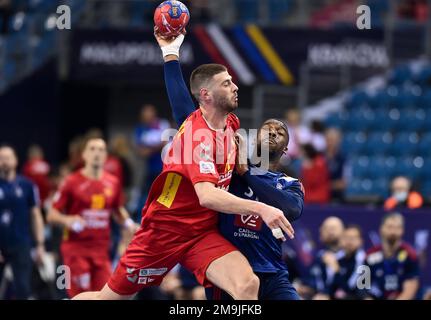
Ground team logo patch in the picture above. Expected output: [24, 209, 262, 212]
[234, 214, 262, 231]
[199, 161, 215, 174]
[398, 250, 407, 262]
[367, 251, 384, 265]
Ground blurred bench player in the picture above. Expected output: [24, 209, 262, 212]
[156, 30, 304, 300]
[47, 138, 137, 298]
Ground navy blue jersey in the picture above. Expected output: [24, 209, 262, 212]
[0, 175, 39, 248]
[307, 248, 344, 294]
[219, 168, 304, 273]
[365, 242, 419, 299]
[329, 249, 367, 299]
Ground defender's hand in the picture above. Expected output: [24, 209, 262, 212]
[258, 203, 294, 241]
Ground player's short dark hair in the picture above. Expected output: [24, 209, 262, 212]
[0, 143, 16, 154]
[381, 212, 405, 227]
[0, 143, 18, 161]
[261, 119, 290, 145]
[345, 224, 363, 238]
[190, 64, 227, 101]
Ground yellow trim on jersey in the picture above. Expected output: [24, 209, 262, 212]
[63, 228, 69, 241]
[157, 172, 182, 208]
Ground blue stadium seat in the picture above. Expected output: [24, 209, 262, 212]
[414, 65, 431, 87]
[368, 109, 400, 131]
[418, 133, 431, 157]
[346, 179, 373, 197]
[373, 178, 390, 198]
[324, 111, 348, 129]
[398, 109, 426, 131]
[364, 132, 393, 155]
[341, 131, 367, 155]
[346, 107, 375, 131]
[346, 89, 370, 109]
[3, 60, 17, 82]
[367, 0, 389, 28]
[388, 65, 412, 86]
[393, 90, 417, 109]
[422, 157, 431, 180]
[369, 90, 390, 109]
[392, 156, 419, 180]
[420, 181, 431, 198]
[418, 89, 431, 109]
[268, 0, 292, 21]
[350, 156, 370, 178]
[236, 0, 260, 23]
[389, 132, 419, 156]
[424, 109, 431, 130]
[367, 156, 388, 178]
[5, 32, 30, 56]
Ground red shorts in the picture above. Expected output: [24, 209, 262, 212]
[61, 249, 111, 298]
[107, 227, 237, 296]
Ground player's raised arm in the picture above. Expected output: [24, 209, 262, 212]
[154, 28, 196, 126]
[194, 181, 294, 241]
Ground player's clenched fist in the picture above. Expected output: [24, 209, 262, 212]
[255, 202, 294, 241]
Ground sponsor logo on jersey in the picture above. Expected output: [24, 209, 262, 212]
[234, 214, 262, 231]
[367, 251, 384, 265]
[397, 250, 408, 262]
[139, 268, 168, 276]
[199, 161, 216, 174]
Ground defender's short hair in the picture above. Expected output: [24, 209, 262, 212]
[190, 64, 227, 100]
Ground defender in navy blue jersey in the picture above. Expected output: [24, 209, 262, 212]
[155, 31, 304, 300]
[365, 213, 419, 300]
[0, 144, 45, 299]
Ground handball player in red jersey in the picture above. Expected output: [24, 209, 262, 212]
[47, 138, 138, 298]
[72, 32, 294, 300]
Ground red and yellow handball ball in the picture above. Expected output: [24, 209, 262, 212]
[154, 1, 190, 37]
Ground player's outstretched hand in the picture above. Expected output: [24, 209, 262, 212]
[257, 203, 294, 241]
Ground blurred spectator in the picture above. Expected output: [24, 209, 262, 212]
[22, 145, 51, 207]
[106, 134, 133, 191]
[398, 0, 429, 22]
[134, 104, 170, 199]
[188, 0, 212, 23]
[67, 136, 85, 171]
[283, 109, 311, 160]
[384, 176, 423, 211]
[0, 144, 45, 299]
[365, 213, 419, 300]
[0, 0, 11, 34]
[310, 120, 326, 152]
[300, 143, 330, 204]
[298, 216, 344, 299]
[324, 128, 347, 203]
[328, 225, 366, 300]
